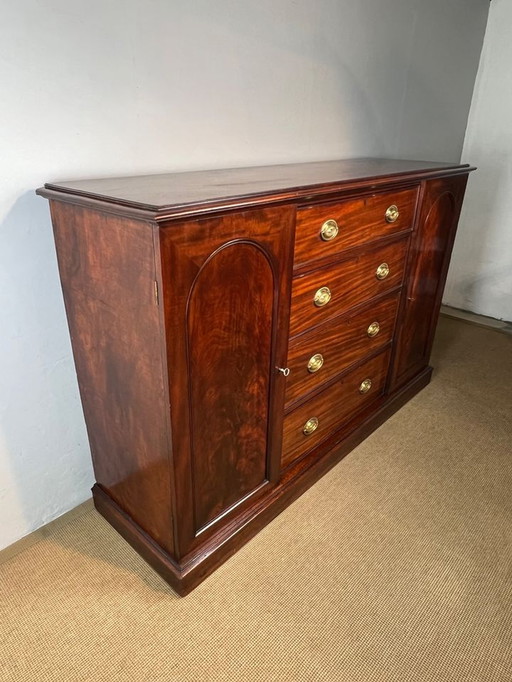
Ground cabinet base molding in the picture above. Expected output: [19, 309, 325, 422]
[93, 366, 432, 596]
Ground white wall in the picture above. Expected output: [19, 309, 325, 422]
[444, 0, 512, 322]
[0, 0, 489, 551]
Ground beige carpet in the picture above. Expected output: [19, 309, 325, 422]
[1, 317, 512, 682]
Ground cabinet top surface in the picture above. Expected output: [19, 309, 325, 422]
[38, 157, 473, 218]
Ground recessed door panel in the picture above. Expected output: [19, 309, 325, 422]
[391, 176, 468, 388]
[187, 242, 273, 532]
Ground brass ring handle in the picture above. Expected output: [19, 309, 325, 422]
[320, 219, 339, 241]
[276, 366, 290, 376]
[313, 286, 332, 307]
[307, 353, 324, 373]
[367, 321, 380, 338]
[385, 205, 399, 223]
[359, 378, 372, 394]
[375, 262, 390, 280]
[303, 417, 319, 435]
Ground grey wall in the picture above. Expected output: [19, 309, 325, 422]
[444, 0, 512, 321]
[0, 0, 489, 550]
[396, 0, 490, 161]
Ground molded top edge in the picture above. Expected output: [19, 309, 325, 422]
[37, 157, 475, 218]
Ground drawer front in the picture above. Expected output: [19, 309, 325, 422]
[282, 348, 391, 469]
[285, 292, 399, 407]
[289, 238, 408, 338]
[294, 187, 418, 267]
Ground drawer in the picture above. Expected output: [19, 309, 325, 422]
[294, 187, 418, 268]
[289, 238, 408, 338]
[285, 292, 399, 407]
[282, 347, 391, 469]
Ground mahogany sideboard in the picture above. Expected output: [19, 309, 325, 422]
[37, 158, 474, 595]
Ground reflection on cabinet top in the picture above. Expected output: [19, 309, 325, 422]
[37, 158, 474, 221]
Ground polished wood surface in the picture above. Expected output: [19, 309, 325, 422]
[289, 238, 408, 337]
[158, 206, 294, 555]
[282, 348, 392, 469]
[390, 175, 468, 389]
[40, 158, 472, 220]
[187, 242, 272, 532]
[294, 187, 418, 269]
[49, 202, 174, 555]
[285, 292, 400, 407]
[38, 158, 473, 595]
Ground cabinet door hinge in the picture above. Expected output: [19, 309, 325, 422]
[154, 280, 159, 305]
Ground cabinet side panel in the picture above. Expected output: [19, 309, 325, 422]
[187, 242, 273, 532]
[390, 175, 469, 389]
[49, 201, 174, 556]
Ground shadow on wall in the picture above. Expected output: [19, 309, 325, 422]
[0, 191, 93, 549]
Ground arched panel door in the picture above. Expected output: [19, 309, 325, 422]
[187, 242, 273, 532]
[390, 175, 468, 389]
[158, 206, 295, 557]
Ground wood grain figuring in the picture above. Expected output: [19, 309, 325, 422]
[187, 242, 272, 533]
[48, 201, 174, 555]
[39, 158, 473, 221]
[158, 206, 295, 556]
[390, 175, 469, 389]
[282, 348, 392, 469]
[294, 187, 418, 268]
[285, 292, 400, 408]
[38, 158, 474, 595]
[289, 238, 409, 338]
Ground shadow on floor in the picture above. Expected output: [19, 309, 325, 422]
[46, 506, 178, 597]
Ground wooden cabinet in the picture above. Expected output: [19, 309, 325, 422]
[37, 158, 473, 595]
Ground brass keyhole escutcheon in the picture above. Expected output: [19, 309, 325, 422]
[385, 204, 399, 223]
[307, 353, 324, 373]
[375, 262, 390, 280]
[313, 286, 332, 307]
[320, 219, 339, 241]
[359, 378, 372, 394]
[303, 417, 319, 435]
[367, 321, 380, 338]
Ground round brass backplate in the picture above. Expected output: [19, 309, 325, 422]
[375, 263, 390, 280]
[313, 286, 332, 307]
[320, 219, 339, 241]
[303, 417, 319, 435]
[367, 321, 380, 338]
[307, 353, 324, 373]
[359, 378, 372, 394]
[385, 204, 399, 223]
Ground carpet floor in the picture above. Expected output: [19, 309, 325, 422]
[1, 317, 511, 682]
